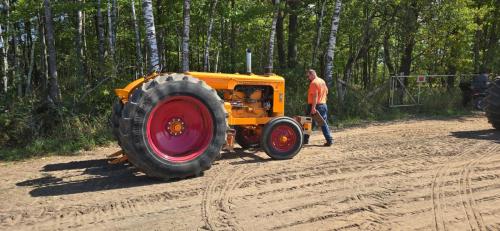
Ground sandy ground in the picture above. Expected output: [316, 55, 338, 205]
[0, 116, 499, 231]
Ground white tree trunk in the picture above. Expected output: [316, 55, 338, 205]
[131, 0, 144, 77]
[1, 23, 8, 93]
[107, 0, 117, 76]
[203, 0, 218, 72]
[97, 0, 105, 71]
[142, 0, 160, 72]
[182, 0, 191, 72]
[266, 0, 280, 73]
[107, 0, 116, 56]
[39, 12, 49, 91]
[325, 0, 342, 88]
[76, 0, 85, 80]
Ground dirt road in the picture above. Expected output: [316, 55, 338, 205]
[0, 116, 499, 230]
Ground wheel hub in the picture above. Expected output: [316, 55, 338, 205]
[166, 118, 185, 136]
[279, 135, 288, 143]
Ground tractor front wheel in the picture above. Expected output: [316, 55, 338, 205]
[261, 117, 304, 160]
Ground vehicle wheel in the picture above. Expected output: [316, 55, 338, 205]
[118, 74, 228, 179]
[235, 126, 260, 149]
[485, 77, 500, 130]
[261, 117, 303, 160]
[110, 100, 123, 145]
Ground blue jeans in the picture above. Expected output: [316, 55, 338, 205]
[305, 104, 333, 143]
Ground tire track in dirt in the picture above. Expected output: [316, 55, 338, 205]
[0, 185, 204, 230]
[431, 141, 482, 231]
[201, 160, 260, 231]
[458, 145, 498, 231]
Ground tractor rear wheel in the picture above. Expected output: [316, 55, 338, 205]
[485, 77, 500, 130]
[110, 100, 123, 145]
[118, 74, 227, 179]
[261, 117, 304, 160]
[235, 126, 260, 149]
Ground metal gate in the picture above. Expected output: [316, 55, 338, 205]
[389, 74, 475, 108]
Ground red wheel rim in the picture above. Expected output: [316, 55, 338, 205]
[241, 128, 260, 145]
[269, 124, 297, 153]
[146, 96, 214, 163]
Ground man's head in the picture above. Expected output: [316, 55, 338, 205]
[307, 69, 317, 81]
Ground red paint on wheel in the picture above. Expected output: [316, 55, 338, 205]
[269, 124, 297, 153]
[146, 96, 214, 163]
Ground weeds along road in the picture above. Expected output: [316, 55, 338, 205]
[0, 115, 499, 231]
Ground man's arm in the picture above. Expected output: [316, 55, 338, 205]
[311, 91, 318, 114]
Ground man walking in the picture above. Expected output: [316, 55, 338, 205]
[304, 69, 333, 146]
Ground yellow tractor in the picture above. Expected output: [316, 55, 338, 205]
[111, 54, 312, 179]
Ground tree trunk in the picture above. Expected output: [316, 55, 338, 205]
[287, 0, 299, 68]
[266, 0, 280, 73]
[97, 0, 106, 73]
[76, 0, 86, 81]
[396, 2, 419, 103]
[25, 19, 36, 95]
[107, 0, 117, 76]
[182, 0, 191, 72]
[142, 0, 160, 72]
[203, 0, 219, 72]
[14, 23, 21, 97]
[383, 31, 394, 76]
[229, 0, 236, 72]
[1, 22, 8, 93]
[155, 0, 165, 70]
[325, 0, 342, 88]
[131, 0, 144, 77]
[276, 5, 286, 69]
[311, 0, 326, 68]
[39, 12, 49, 91]
[44, 0, 61, 104]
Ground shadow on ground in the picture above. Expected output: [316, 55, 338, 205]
[451, 129, 500, 143]
[16, 159, 165, 197]
[219, 148, 271, 165]
[17, 149, 272, 197]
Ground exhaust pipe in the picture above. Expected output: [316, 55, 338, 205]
[246, 48, 252, 74]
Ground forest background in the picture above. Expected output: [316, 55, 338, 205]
[0, 0, 498, 160]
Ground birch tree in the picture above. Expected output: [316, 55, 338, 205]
[97, 0, 105, 73]
[266, 0, 280, 73]
[107, 0, 117, 76]
[203, 0, 219, 72]
[1, 23, 8, 93]
[142, 0, 160, 72]
[44, 0, 61, 104]
[75, 0, 85, 80]
[131, 0, 144, 77]
[182, 0, 191, 72]
[325, 0, 342, 89]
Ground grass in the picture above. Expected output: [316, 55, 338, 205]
[0, 114, 113, 161]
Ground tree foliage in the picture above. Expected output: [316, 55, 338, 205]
[0, 0, 498, 154]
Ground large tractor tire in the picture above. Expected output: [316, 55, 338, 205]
[485, 77, 500, 130]
[261, 117, 304, 160]
[110, 100, 123, 145]
[235, 126, 260, 149]
[118, 74, 228, 179]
